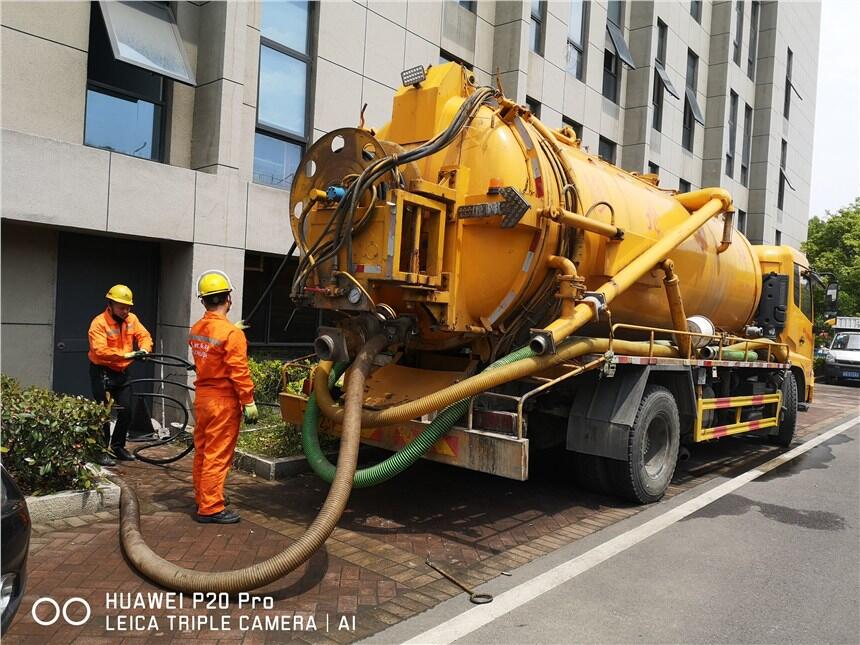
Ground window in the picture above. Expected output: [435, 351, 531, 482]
[598, 136, 617, 164]
[733, 1, 744, 66]
[682, 49, 704, 151]
[242, 252, 327, 346]
[775, 230, 782, 245]
[737, 209, 747, 234]
[605, 1, 636, 69]
[84, 3, 168, 161]
[741, 103, 752, 186]
[530, 0, 546, 55]
[783, 48, 802, 119]
[566, 0, 589, 80]
[652, 19, 679, 132]
[747, 1, 760, 79]
[95, 0, 195, 84]
[648, 161, 659, 175]
[690, 0, 702, 23]
[778, 139, 795, 211]
[563, 116, 583, 139]
[679, 178, 691, 192]
[726, 91, 738, 178]
[603, 48, 620, 102]
[794, 265, 813, 320]
[253, 1, 312, 190]
[458, 0, 476, 12]
[526, 96, 542, 119]
[603, 2, 635, 103]
[440, 49, 474, 70]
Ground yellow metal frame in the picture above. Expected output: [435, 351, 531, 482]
[609, 322, 789, 362]
[694, 391, 782, 442]
[389, 190, 447, 286]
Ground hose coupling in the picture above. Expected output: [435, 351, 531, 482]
[528, 329, 557, 355]
[579, 292, 607, 321]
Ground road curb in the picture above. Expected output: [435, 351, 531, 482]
[25, 474, 120, 524]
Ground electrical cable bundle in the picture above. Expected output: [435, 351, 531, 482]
[291, 85, 498, 299]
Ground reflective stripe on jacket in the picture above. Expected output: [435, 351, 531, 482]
[189, 312, 255, 404]
[87, 308, 153, 372]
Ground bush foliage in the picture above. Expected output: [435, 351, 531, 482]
[1, 375, 111, 495]
[239, 357, 318, 457]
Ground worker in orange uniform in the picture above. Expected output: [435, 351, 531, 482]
[188, 270, 258, 524]
[88, 284, 153, 466]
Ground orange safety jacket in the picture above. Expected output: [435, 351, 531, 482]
[188, 312, 255, 404]
[88, 308, 154, 373]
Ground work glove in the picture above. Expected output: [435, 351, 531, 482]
[243, 402, 259, 424]
[123, 350, 148, 359]
[235, 320, 250, 331]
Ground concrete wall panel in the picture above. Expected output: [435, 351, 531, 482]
[318, 1, 367, 74]
[313, 58, 363, 133]
[245, 184, 295, 255]
[1, 27, 87, 144]
[364, 11, 407, 89]
[0, 324, 54, 388]
[108, 153, 196, 241]
[1, 1, 90, 51]
[194, 172, 247, 249]
[406, 1, 442, 43]
[1, 130, 109, 230]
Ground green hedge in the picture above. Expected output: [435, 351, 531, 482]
[1, 375, 112, 495]
[247, 356, 312, 403]
[239, 357, 320, 457]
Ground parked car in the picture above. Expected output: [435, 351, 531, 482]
[1, 465, 30, 635]
[824, 318, 860, 385]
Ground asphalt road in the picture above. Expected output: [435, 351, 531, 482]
[368, 412, 860, 644]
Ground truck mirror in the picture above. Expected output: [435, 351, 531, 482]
[825, 282, 839, 317]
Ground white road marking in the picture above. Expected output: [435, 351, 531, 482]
[405, 417, 859, 645]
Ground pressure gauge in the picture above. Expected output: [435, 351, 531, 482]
[347, 287, 362, 304]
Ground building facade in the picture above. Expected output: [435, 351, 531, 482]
[1, 0, 820, 390]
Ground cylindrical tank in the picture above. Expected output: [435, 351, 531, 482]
[291, 64, 762, 347]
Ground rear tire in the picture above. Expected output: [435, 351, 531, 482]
[571, 451, 613, 495]
[770, 371, 797, 447]
[608, 385, 680, 504]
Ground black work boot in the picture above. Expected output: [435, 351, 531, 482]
[114, 447, 136, 461]
[196, 509, 241, 524]
[95, 453, 117, 467]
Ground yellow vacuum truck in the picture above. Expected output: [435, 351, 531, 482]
[114, 63, 836, 593]
[281, 62, 827, 503]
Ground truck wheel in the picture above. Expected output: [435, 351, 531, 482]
[571, 451, 613, 496]
[609, 385, 680, 504]
[769, 371, 797, 447]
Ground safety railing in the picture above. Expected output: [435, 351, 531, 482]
[609, 323, 790, 364]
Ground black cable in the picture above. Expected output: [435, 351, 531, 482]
[295, 86, 497, 294]
[244, 241, 297, 323]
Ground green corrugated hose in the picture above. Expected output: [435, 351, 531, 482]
[302, 345, 536, 487]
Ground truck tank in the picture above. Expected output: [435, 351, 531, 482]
[289, 64, 762, 353]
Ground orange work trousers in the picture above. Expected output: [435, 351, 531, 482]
[192, 395, 241, 516]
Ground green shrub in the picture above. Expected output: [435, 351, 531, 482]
[248, 356, 314, 402]
[813, 356, 826, 375]
[1, 375, 111, 495]
[240, 357, 319, 457]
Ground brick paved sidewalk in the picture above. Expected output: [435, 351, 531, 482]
[6, 385, 857, 644]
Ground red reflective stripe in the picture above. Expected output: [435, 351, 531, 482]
[709, 425, 730, 438]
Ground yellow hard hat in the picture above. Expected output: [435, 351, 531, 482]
[197, 270, 233, 298]
[105, 284, 134, 305]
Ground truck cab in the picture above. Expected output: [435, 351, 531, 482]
[824, 318, 860, 384]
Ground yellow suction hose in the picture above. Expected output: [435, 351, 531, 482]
[313, 337, 679, 428]
[109, 335, 388, 593]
